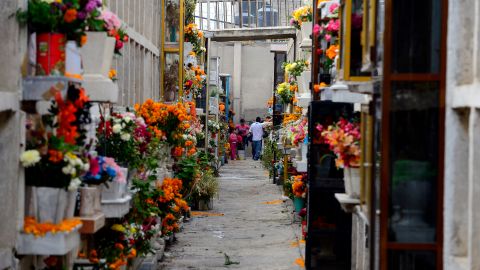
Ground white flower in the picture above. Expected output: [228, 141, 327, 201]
[83, 162, 90, 171]
[62, 165, 71, 175]
[20, 150, 41, 167]
[112, 124, 122, 134]
[121, 133, 131, 141]
[124, 116, 132, 123]
[182, 134, 188, 140]
[68, 178, 82, 191]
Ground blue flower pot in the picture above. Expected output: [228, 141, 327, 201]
[293, 197, 305, 213]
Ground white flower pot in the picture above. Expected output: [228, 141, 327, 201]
[26, 187, 71, 224]
[102, 167, 128, 200]
[298, 70, 311, 94]
[301, 21, 313, 43]
[79, 186, 102, 217]
[65, 41, 82, 78]
[344, 167, 361, 199]
[81, 32, 115, 78]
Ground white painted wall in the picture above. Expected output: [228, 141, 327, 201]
[210, 41, 275, 123]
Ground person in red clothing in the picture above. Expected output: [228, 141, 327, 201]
[228, 129, 238, 160]
[236, 119, 250, 148]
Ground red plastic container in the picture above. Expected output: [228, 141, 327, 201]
[36, 33, 66, 76]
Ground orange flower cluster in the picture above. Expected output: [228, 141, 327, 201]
[24, 217, 82, 237]
[283, 113, 301, 126]
[159, 178, 183, 203]
[55, 87, 89, 144]
[134, 99, 192, 142]
[292, 175, 306, 198]
[162, 213, 179, 234]
[64, 9, 77, 23]
[326, 44, 339, 60]
[313, 82, 329, 93]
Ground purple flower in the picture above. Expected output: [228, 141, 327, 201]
[85, 0, 102, 13]
[77, 11, 87, 20]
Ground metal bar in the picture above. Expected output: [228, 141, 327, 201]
[277, 0, 280, 26]
[223, 1, 227, 29]
[194, 15, 231, 24]
[255, 0, 259, 27]
[262, 0, 266, 26]
[239, 0, 243, 27]
[284, 0, 287, 27]
[207, 0, 211, 30]
[204, 38, 211, 148]
[248, 0, 251, 27]
[200, 3, 203, 29]
[216, 1, 220, 29]
[269, 0, 273, 26]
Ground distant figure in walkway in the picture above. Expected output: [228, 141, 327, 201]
[236, 119, 250, 148]
[229, 129, 238, 160]
[249, 117, 264, 160]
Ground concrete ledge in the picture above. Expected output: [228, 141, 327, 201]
[0, 92, 19, 112]
[209, 27, 297, 42]
[101, 195, 132, 218]
[16, 226, 81, 255]
[334, 193, 361, 213]
[78, 212, 105, 234]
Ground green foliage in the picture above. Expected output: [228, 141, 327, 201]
[261, 139, 283, 177]
[192, 169, 219, 201]
[17, 0, 63, 32]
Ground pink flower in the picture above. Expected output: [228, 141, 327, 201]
[329, 3, 339, 13]
[325, 34, 331, 42]
[104, 157, 126, 183]
[89, 156, 100, 176]
[99, 9, 122, 31]
[326, 19, 340, 32]
[313, 24, 321, 36]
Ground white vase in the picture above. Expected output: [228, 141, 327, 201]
[298, 70, 311, 94]
[81, 32, 115, 78]
[301, 21, 313, 44]
[344, 167, 361, 199]
[102, 167, 128, 201]
[27, 187, 69, 224]
[65, 41, 82, 78]
[79, 186, 96, 217]
[64, 190, 78, 219]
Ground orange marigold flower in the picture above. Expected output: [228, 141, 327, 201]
[64, 9, 77, 23]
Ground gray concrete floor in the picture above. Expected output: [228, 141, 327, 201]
[158, 159, 305, 270]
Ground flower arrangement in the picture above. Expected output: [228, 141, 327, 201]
[109, 69, 117, 81]
[82, 155, 125, 185]
[276, 81, 298, 104]
[207, 120, 221, 134]
[292, 175, 307, 198]
[184, 23, 206, 55]
[134, 99, 193, 145]
[17, 0, 98, 45]
[184, 64, 206, 98]
[322, 118, 361, 168]
[283, 113, 301, 126]
[157, 177, 190, 236]
[282, 60, 309, 77]
[96, 112, 139, 167]
[290, 5, 313, 29]
[191, 169, 219, 202]
[22, 86, 92, 190]
[85, 3, 129, 54]
[287, 117, 308, 146]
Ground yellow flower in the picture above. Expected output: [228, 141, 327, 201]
[111, 224, 126, 232]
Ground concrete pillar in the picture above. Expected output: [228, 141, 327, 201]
[233, 42, 242, 123]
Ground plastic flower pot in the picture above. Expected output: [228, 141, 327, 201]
[344, 167, 361, 199]
[81, 32, 115, 78]
[36, 33, 66, 76]
[293, 197, 305, 213]
[26, 186, 71, 224]
[238, 150, 245, 160]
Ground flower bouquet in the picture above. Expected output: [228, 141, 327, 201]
[184, 23, 206, 55]
[282, 60, 309, 77]
[290, 5, 313, 29]
[96, 112, 139, 168]
[292, 175, 307, 212]
[276, 82, 297, 104]
[184, 64, 206, 98]
[322, 118, 361, 198]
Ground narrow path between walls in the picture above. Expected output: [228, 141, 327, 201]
[159, 159, 305, 270]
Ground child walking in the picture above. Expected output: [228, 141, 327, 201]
[229, 129, 238, 160]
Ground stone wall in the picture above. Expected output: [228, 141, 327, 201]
[107, 0, 162, 107]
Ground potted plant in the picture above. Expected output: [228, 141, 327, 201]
[17, 0, 92, 76]
[276, 81, 298, 113]
[292, 175, 307, 213]
[290, 5, 313, 41]
[82, 3, 128, 81]
[322, 118, 361, 198]
[21, 86, 91, 224]
[191, 169, 219, 210]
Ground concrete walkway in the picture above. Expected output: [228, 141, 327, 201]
[159, 160, 305, 270]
